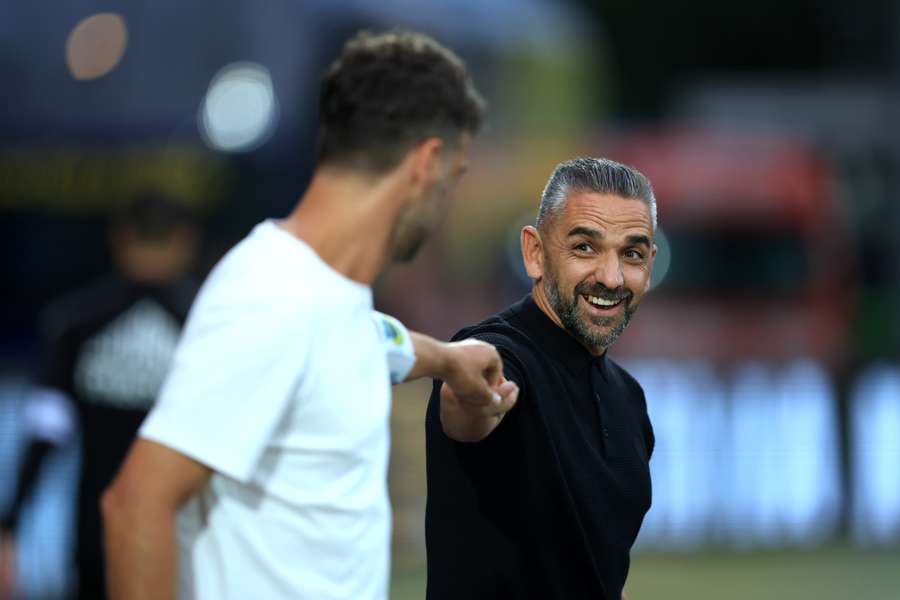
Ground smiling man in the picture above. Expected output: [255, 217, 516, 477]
[425, 157, 658, 600]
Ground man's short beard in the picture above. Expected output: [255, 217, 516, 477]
[543, 266, 635, 351]
[388, 179, 449, 263]
[389, 220, 428, 262]
[388, 200, 432, 263]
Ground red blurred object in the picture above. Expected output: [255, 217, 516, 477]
[598, 127, 855, 366]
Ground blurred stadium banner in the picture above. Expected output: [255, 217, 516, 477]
[624, 360, 900, 550]
[0, 145, 228, 213]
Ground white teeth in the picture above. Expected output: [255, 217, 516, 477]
[587, 295, 619, 307]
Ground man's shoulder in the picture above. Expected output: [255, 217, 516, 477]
[450, 299, 543, 369]
[200, 227, 328, 310]
[205, 225, 289, 288]
[39, 274, 130, 338]
[452, 302, 517, 341]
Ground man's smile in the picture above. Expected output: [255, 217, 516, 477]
[581, 293, 625, 315]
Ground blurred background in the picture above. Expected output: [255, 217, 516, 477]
[1, 1, 899, 598]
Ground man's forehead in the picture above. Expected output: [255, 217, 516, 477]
[557, 191, 653, 234]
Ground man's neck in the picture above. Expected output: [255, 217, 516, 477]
[279, 168, 402, 285]
[531, 283, 565, 331]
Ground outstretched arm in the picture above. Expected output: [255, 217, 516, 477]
[370, 311, 518, 411]
[438, 374, 518, 443]
[101, 439, 211, 600]
[410, 333, 519, 422]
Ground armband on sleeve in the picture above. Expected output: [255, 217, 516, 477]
[371, 311, 416, 384]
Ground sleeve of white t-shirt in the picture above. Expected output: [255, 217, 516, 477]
[140, 299, 313, 483]
[370, 311, 416, 384]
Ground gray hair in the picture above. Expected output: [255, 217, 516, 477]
[537, 157, 657, 231]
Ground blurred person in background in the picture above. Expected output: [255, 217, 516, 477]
[101, 30, 517, 600]
[0, 191, 200, 600]
[426, 158, 657, 600]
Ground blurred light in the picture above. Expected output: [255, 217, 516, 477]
[199, 62, 278, 153]
[851, 366, 900, 545]
[649, 227, 671, 290]
[65, 13, 128, 81]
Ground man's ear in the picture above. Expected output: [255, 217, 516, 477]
[521, 225, 544, 280]
[406, 137, 445, 194]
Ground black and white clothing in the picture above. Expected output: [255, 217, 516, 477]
[2, 274, 196, 599]
[425, 294, 654, 600]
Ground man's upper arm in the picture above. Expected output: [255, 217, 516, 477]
[470, 333, 525, 389]
[140, 297, 315, 483]
[111, 438, 212, 510]
[435, 332, 525, 443]
[370, 311, 415, 384]
[437, 331, 526, 405]
[33, 302, 75, 394]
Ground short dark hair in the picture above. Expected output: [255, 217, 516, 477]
[316, 30, 486, 173]
[112, 191, 196, 241]
[537, 157, 657, 231]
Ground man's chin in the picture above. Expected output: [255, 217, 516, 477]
[577, 305, 619, 330]
[573, 312, 628, 348]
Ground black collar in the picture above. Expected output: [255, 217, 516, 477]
[509, 293, 609, 380]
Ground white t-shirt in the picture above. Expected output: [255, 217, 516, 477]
[140, 221, 392, 600]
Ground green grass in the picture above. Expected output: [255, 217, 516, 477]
[391, 568, 428, 599]
[391, 545, 900, 600]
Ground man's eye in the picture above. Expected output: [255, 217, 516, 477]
[624, 249, 644, 259]
[574, 243, 592, 252]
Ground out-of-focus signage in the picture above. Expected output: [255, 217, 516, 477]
[0, 145, 230, 213]
[628, 360, 900, 549]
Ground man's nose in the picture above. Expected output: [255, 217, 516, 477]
[593, 252, 624, 290]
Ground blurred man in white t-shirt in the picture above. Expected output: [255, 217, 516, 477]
[101, 30, 519, 600]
